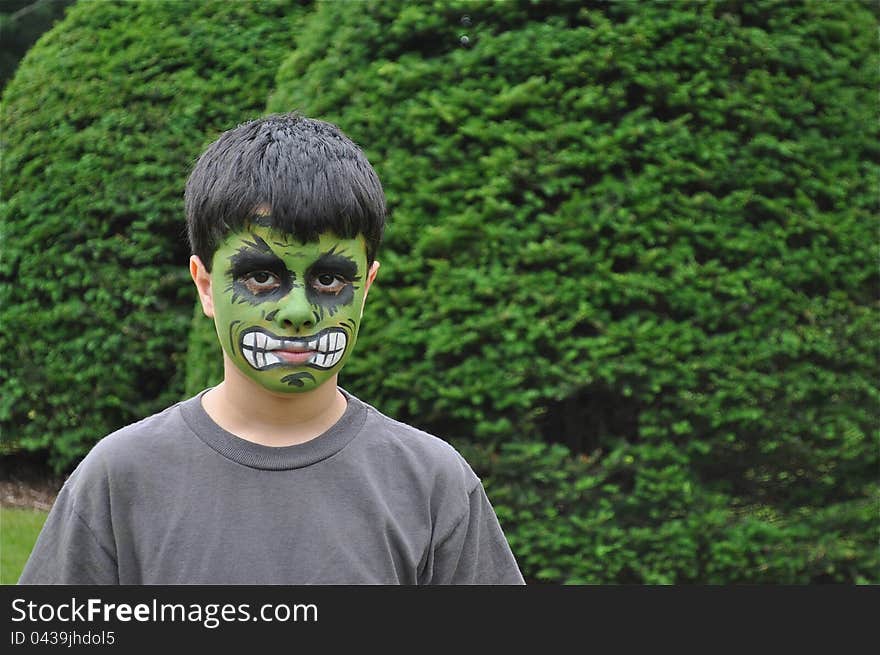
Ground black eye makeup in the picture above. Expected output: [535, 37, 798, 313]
[308, 253, 359, 281]
[307, 253, 360, 294]
[311, 272, 347, 295]
[305, 252, 361, 310]
[241, 270, 282, 295]
[223, 236, 361, 310]
[227, 244, 295, 305]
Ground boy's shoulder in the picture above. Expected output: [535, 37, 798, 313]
[97, 397, 189, 451]
[351, 392, 481, 493]
[50, 398, 193, 516]
[69, 397, 193, 480]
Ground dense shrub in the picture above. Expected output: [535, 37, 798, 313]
[458, 440, 879, 583]
[1, 0, 308, 471]
[253, 0, 874, 582]
[5, 0, 876, 583]
[0, 0, 75, 92]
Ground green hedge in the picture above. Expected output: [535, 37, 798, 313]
[0, 0, 307, 471]
[0, 0, 75, 92]
[458, 440, 878, 583]
[4, 0, 877, 582]
[261, 0, 876, 582]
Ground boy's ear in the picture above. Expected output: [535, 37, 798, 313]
[364, 260, 380, 295]
[360, 261, 380, 312]
[189, 255, 215, 318]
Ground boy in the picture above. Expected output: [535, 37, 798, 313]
[19, 113, 525, 584]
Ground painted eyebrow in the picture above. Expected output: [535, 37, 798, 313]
[228, 248, 287, 276]
[309, 253, 360, 280]
[240, 233, 273, 253]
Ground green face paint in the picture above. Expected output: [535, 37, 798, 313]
[209, 226, 370, 393]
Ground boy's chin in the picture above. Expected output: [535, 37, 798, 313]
[222, 353, 343, 395]
[243, 367, 338, 395]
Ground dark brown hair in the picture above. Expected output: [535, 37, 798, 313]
[185, 113, 386, 269]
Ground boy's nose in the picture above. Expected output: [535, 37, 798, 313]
[274, 291, 316, 333]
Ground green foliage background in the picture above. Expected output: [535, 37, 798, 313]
[3, 0, 878, 583]
[1, 0, 307, 469]
[0, 0, 76, 92]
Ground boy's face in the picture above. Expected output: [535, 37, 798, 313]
[201, 225, 376, 394]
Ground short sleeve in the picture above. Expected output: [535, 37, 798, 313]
[421, 482, 525, 585]
[18, 458, 119, 585]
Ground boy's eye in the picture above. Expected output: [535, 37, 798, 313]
[241, 271, 281, 294]
[311, 272, 347, 295]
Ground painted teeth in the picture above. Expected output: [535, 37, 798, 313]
[313, 331, 346, 368]
[242, 333, 285, 350]
[241, 330, 347, 371]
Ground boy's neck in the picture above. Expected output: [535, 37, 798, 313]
[200, 361, 348, 447]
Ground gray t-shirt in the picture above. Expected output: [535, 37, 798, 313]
[19, 389, 524, 585]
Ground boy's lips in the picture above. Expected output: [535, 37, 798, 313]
[275, 349, 316, 364]
[240, 327, 347, 370]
